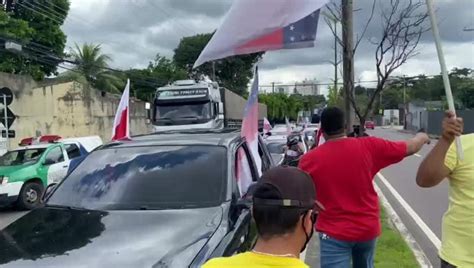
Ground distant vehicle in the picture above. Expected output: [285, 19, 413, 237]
[0, 129, 273, 267]
[0, 136, 102, 209]
[365, 121, 376, 130]
[152, 80, 267, 131]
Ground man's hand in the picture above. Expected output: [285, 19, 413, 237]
[441, 111, 463, 143]
[416, 111, 463, 188]
[416, 132, 431, 145]
[406, 132, 430, 156]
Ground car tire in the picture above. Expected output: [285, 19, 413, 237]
[17, 181, 44, 210]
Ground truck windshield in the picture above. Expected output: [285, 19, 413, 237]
[155, 102, 211, 121]
[47, 145, 227, 210]
[0, 148, 46, 166]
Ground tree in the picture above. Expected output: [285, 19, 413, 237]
[327, 85, 343, 107]
[4, 0, 70, 79]
[125, 54, 188, 101]
[258, 93, 325, 122]
[350, 0, 429, 134]
[68, 43, 123, 93]
[173, 33, 263, 96]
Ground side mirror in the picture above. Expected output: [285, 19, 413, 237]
[42, 183, 57, 203]
[235, 198, 252, 211]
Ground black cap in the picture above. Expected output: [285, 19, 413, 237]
[253, 166, 316, 209]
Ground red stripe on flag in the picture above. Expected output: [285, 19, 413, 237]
[236, 29, 284, 54]
[112, 108, 129, 141]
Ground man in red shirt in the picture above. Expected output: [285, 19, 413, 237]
[299, 107, 429, 268]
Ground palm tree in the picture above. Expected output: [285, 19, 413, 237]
[67, 43, 123, 93]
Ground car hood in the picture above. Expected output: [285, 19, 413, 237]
[0, 165, 33, 177]
[0, 206, 223, 267]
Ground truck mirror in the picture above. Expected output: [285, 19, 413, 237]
[42, 183, 57, 203]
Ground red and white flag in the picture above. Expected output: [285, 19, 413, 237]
[237, 68, 261, 195]
[263, 117, 272, 135]
[193, 0, 329, 68]
[111, 79, 130, 141]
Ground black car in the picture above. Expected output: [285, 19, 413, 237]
[0, 129, 274, 267]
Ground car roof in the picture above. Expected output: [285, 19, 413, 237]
[15, 144, 56, 150]
[101, 128, 242, 149]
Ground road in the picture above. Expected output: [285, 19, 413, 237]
[0, 208, 27, 230]
[370, 127, 448, 267]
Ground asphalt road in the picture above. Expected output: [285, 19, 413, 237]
[370, 127, 448, 267]
[0, 208, 27, 230]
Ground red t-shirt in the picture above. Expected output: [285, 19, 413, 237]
[299, 137, 407, 241]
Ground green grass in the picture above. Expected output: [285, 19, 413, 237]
[375, 207, 420, 268]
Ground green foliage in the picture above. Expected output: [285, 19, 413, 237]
[327, 85, 343, 108]
[68, 43, 123, 93]
[4, 0, 70, 79]
[259, 93, 325, 122]
[125, 54, 188, 101]
[173, 33, 263, 96]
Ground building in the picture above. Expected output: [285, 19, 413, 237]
[0, 72, 150, 150]
[294, 79, 320, 96]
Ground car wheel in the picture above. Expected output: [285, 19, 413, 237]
[17, 182, 44, 210]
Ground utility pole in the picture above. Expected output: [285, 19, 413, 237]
[211, 61, 216, 81]
[342, 0, 355, 132]
[272, 82, 275, 93]
[334, 19, 339, 92]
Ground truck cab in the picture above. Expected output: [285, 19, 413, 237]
[152, 80, 223, 132]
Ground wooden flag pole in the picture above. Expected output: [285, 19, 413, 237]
[425, 0, 463, 160]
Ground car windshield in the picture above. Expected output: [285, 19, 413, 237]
[47, 145, 227, 210]
[267, 142, 286, 154]
[155, 102, 211, 121]
[0, 148, 46, 166]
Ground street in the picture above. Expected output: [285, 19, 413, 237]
[370, 127, 447, 267]
[0, 208, 27, 230]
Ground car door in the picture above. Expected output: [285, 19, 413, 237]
[41, 145, 69, 185]
[228, 143, 259, 254]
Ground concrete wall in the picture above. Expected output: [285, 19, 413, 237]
[0, 72, 150, 148]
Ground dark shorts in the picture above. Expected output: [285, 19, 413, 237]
[441, 259, 456, 268]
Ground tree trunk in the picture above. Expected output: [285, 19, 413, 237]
[342, 0, 354, 133]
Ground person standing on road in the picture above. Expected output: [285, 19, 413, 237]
[202, 166, 319, 268]
[299, 107, 430, 268]
[416, 111, 473, 268]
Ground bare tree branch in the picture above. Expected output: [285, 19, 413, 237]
[353, 0, 377, 53]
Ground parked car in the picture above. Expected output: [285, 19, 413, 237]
[0, 129, 273, 267]
[365, 120, 375, 130]
[0, 136, 102, 209]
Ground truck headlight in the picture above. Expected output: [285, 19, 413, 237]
[0, 176, 8, 185]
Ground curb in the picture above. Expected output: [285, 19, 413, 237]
[375, 183, 433, 268]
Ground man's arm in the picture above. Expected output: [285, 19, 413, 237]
[406, 132, 430, 156]
[416, 111, 463, 188]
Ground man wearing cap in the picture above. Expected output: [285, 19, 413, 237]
[299, 107, 430, 268]
[202, 166, 318, 268]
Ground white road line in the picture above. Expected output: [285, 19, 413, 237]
[377, 172, 441, 249]
[414, 153, 422, 158]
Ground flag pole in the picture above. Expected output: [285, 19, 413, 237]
[425, 0, 463, 160]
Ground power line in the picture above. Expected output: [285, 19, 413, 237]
[29, 1, 66, 21]
[16, 2, 64, 25]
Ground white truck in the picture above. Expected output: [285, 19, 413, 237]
[151, 79, 267, 132]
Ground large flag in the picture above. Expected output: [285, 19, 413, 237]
[263, 117, 272, 135]
[193, 0, 329, 68]
[238, 68, 261, 195]
[111, 79, 130, 141]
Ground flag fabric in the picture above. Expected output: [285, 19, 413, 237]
[285, 117, 292, 135]
[238, 67, 261, 195]
[193, 0, 329, 68]
[263, 117, 272, 134]
[315, 128, 325, 147]
[111, 79, 130, 141]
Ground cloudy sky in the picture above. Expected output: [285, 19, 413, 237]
[62, 0, 474, 93]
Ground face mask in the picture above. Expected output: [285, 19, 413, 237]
[300, 211, 316, 253]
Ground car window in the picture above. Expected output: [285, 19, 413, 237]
[44, 146, 64, 164]
[267, 142, 286, 154]
[0, 148, 46, 166]
[258, 138, 271, 172]
[65, 144, 81, 159]
[234, 145, 257, 196]
[47, 145, 227, 210]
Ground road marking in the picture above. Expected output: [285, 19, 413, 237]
[375, 183, 432, 268]
[414, 153, 422, 158]
[377, 172, 441, 249]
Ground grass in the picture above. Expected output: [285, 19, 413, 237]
[375, 206, 420, 268]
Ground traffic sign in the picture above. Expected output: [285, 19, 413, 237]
[0, 108, 16, 129]
[1, 130, 15, 138]
[0, 87, 13, 106]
